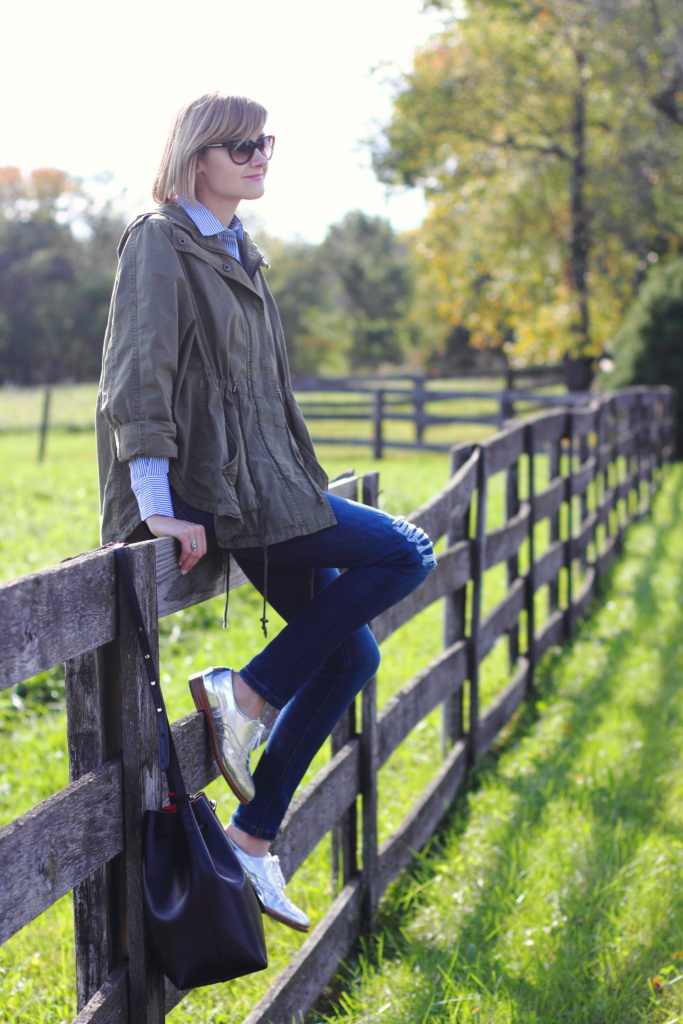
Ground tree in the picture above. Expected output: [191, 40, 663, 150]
[265, 212, 415, 375]
[0, 168, 125, 384]
[374, 0, 683, 371]
[608, 256, 683, 456]
[320, 211, 414, 371]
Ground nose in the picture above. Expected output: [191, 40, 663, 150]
[250, 145, 268, 167]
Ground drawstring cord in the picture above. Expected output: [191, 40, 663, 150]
[260, 545, 269, 637]
[222, 551, 231, 629]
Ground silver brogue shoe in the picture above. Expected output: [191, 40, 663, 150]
[189, 667, 264, 803]
[227, 838, 311, 932]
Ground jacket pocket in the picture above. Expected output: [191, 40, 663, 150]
[224, 383, 260, 513]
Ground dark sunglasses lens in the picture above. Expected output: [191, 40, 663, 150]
[228, 141, 254, 164]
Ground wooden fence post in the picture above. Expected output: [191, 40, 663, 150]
[37, 387, 51, 462]
[468, 445, 488, 763]
[564, 411, 576, 635]
[506, 447, 521, 670]
[524, 424, 537, 693]
[441, 446, 474, 751]
[65, 648, 120, 1011]
[373, 390, 385, 459]
[115, 543, 165, 1024]
[413, 376, 427, 446]
[360, 472, 380, 929]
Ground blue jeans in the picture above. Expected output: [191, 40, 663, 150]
[172, 490, 436, 840]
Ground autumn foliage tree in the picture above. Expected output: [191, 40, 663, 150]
[374, 0, 683, 371]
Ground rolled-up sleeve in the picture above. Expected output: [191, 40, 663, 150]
[98, 219, 186, 462]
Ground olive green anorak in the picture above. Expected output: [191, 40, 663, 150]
[96, 204, 335, 548]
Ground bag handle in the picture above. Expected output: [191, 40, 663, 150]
[114, 544, 189, 802]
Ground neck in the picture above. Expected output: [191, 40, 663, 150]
[197, 196, 239, 226]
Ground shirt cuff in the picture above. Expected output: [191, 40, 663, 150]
[129, 457, 174, 520]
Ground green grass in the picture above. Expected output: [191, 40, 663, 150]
[0, 427, 459, 1024]
[306, 464, 683, 1024]
[1, 420, 678, 1024]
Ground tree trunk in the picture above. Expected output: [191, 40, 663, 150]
[568, 47, 592, 357]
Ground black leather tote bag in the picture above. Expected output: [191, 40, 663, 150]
[142, 790, 267, 988]
[116, 546, 267, 990]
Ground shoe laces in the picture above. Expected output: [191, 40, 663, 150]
[246, 721, 265, 765]
[266, 854, 286, 892]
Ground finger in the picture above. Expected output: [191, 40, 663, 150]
[178, 526, 207, 574]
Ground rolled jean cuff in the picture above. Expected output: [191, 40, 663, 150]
[239, 665, 286, 711]
[230, 810, 279, 842]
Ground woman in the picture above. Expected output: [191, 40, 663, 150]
[96, 92, 436, 933]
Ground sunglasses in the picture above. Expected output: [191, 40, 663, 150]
[204, 134, 275, 165]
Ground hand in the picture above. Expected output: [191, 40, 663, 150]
[146, 515, 207, 575]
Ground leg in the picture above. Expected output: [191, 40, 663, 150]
[237, 493, 435, 709]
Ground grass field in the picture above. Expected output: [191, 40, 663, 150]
[0, 426, 463, 1024]
[1, 414, 679, 1024]
[308, 464, 683, 1024]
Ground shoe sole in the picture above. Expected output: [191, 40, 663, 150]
[254, 894, 310, 933]
[189, 673, 253, 804]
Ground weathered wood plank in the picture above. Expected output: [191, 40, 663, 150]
[535, 608, 567, 660]
[570, 455, 597, 498]
[404, 444, 477, 542]
[0, 547, 118, 691]
[475, 659, 530, 760]
[73, 965, 128, 1024]
[533, 475, 566, 524]
[482, 420, 526, 476]
[115, 543, 165, 1024]
[534, 539, 565, 591]
[571, 566, 597, 626]
[478, 577, 527, 663]
[569, 511, 599, 561]
[377, 738, 468, 897]
[568, 404, 599, 438]
[527, 409, 568, 447]
[274, 739, 361, 879]
[0, 762, 123, 944]
[377, 641, 468, 768]
[239, 881, 364, 1024]
[372, 540, 471, 645]
[484, 503, 530, 571]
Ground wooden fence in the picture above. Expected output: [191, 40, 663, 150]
[0, 386, 675, 1024]
[292, 368, 574, 457]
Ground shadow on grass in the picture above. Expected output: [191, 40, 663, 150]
[309, 465, 683, 1024]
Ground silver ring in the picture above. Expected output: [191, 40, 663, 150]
[190, 540, 198, 552]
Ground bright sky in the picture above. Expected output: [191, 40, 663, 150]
[3, 0, 447, 242]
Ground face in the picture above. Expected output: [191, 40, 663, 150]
[195, 131, 269, 220]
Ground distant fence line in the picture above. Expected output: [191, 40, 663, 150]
[292, 366, 571, 457]
[0, 366, 570, 461]
[0, 385, 675, 1024]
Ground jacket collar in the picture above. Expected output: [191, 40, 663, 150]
[124, 203, 268, 281]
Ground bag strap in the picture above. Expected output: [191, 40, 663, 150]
[114, 545, 189, 802]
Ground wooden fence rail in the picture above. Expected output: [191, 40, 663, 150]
[291, 369, 579, 457]
[0, 386, 675, 1024]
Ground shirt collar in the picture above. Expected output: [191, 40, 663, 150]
[178, 197, 243, 240]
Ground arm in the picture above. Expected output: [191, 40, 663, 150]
[129, 455, 207, 573]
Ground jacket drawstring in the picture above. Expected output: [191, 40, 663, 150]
[222, 551, 231, 629]
[260, 545, 269, 637]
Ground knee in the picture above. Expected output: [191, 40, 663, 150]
[343, 627, 381, 688]
[391, 516, 437, 575]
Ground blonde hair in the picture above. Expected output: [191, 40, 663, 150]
[153, 92, 268, 203]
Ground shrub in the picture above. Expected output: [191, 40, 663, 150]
[609, 257, 683, 457]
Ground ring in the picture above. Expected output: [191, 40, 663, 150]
[190, 540, 198, 552]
